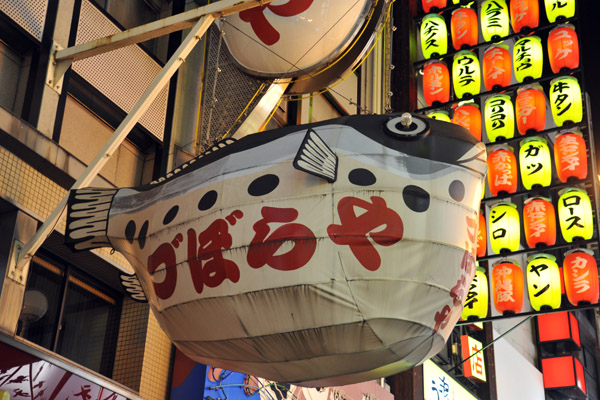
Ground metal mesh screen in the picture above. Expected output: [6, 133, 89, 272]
[0, 0, 48, 40]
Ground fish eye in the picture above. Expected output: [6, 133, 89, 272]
[198, 190, 218, 211]
[248, 174, 279, 196]
[449, 180, 465, 202]
[163, 205, 179, 225]
[403, 185, 430, 212]
[348, 168, 376, 186]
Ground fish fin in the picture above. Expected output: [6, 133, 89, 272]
[293, 129, 338, 182]
[65, 188, 118, 251]
[120, 272, 148, 303]
[456, 142, 487, 175]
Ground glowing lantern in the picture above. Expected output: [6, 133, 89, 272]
[452, 50, 480, 99]
[554, 132, 587, 183]
[514, 36, 543, 83]
[483, 45, 512, 91]
[477, 212, 486, 258]
[484, 94, 515, 143]
[480, 0, 510, 42]
[421, 13, 448, 59]
[563, 248, 599, 306]
[523, 196, 556, 248]
[548, 24, 579, 73]
[453, 103, 482, 140]
[489, 202, 520, 254]
[519, 136, 552, 190]
[550, 76, 583, 127]
[451, 7, 478, 50]
[510, 0, 539, 33]
[461, 268, 489, 320]
[544, 0, 575, 23]
[422, 0, 447, 13]
[558, 188, 594, 242]
[527, 253, 562, 311]
[492, 260, 524, 314]
[487, 145, 517, 197]
[516, 86, 546, 135]
[542, 356, 587, 396]
[423, 61, 450, 106]
[427, 110, 451, 122]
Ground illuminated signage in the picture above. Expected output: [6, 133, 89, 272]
[423, 360, 478, 400]
[461, 335, 487, 382]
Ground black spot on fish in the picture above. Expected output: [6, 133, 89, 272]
[198, 190, 218, 211]
[403, 185, 430, 213]
[163, 206, 179, 225]
[248, 174, 279, 196]
[449, 180, 465, 202]
[125, 220, 136, 244]
[348, 168, 376, 186]
[139, 220, 149, 249]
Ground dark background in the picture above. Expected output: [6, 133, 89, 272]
[580, 1, 600, 165]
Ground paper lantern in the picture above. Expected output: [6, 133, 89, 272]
[527, 253, 561, 311]
[483, 45, 512, 91]
[461, 268, 489, 320]
[477, 212, 486, 258]
[427, 110, 451, 122]
[510, 0, 539, 33]
[487, 145, 517, 197]
[423, 61, 450, 106]
[554, 132, 587, 183]
[550, 76, 583, 126]
[514, 36, 543, 83]
[492, 260, 524, 314]
[452, 50, 481, 99]
[538, 311, 580, 346]
[421, 13, 448, 59]
[451, 7, 478, 50]
[563, 248, 599, 306]
[558, 188, 594, 242]
[516, 86, 546, 135]
[542, 356, 587, 396]
[480, 0, 510, 42]
[485, 94, 515, 143]
[453, 103, 482, 140]
[544, 0, 576, 23]
[519, 136, 552, 190]
[422, 0, 447, 13]
[548, 24, 580, 73]
[489, 202, 520, 254]
[523, 196, 556, 248]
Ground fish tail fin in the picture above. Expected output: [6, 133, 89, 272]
[65, 188, 118, 251]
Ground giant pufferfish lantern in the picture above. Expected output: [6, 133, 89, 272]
[65, 114, 487, 386]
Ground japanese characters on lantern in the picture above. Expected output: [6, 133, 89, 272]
[477, 212, 487, 258]
[487, 144, 517, 196]
[489, 202, 521, 254]
[422, 0, 447, 13]
[480, 0, 510, 42]
[519, 136, 552, 190]
[485, 94, 515, 143]
[453, 103, 482, 140]
[550, 76, 583, 126]
[420, 13, 448, 59]
[544, 0, 576, 23]
[563, 248, 599, 306]
[510, 0, 540, 33]
[451, 7, 478, 50]
[527, 253, 562, 311]
[514, 36, 544, 83]
[558, 187, 594, 242]
[461, 268, 489, 320]
[548, 24, 580, 73]
[554, 132, 588, 182]
[492, 260, 524, 314]
[483, 45, 512, 91]
[516, 86, 546, 135]
[523, 196, 557, 248]
[427, 110, 451, 122]
[452, 50, 481, 99]
[423, 60, 451, 106]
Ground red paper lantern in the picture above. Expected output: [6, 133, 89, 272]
[487, 145, 517, 196]
[422, 0, 447, 13]
[542, 356, 587, 395]
[548, 24, 580, 74]
[515, 86, 546, 135]
[451, 7, 478, 50]
[423, 61, 450, 106]
[483, 45, 512, 91]
[477, 212, 486, 258]
[510, 0, 539, 33]
[563, 248, 599, 306]
[554, 132, 588, 182]
[492, 260, 524, 314]
[523, 196, 557, 248]
[452, 103, 482, 140]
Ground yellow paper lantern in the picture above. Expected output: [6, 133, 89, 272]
[452, 50, 481, 99]
[558, 187, 594, 242]
[421, 13, 448, 59]
[427, 110, 451, 122]
[550, 76, 583, 127]
[461, 268, 489, 320]
[481, 0, 510, 42]
[514, 36, 543, 83]
[484, 94, 515, 142]
[526, 253, 562, 311]
[489, 202, 520, 254]
[544, 0, 575, 23]
[519, 136, 552, 190]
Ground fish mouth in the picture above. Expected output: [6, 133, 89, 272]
[456, 143, 487, 175]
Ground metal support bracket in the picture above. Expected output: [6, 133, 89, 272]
[46, 42, 71, 93]
[7, 240, 25, 283]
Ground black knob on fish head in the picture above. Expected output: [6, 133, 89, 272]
[385, 113, 430, 140]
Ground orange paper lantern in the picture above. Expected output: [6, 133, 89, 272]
[516, 86, 546, 135]
[523, 196, 557, 248]
[477, 212, 487, 258]
[451, 7, 479, 50]
[423, 61, 451, 106]
[483, 45, 512, 91]
[554, 132, 588, 182]
[453, 103, 482, 141]
[422, 0, 447, 13]
[510, 0, 539, 33]
[563, 248, 599, 306]
[492, 260, 524, 314]
[487, 144, 517, 196]
[548, 24, 580, 74]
